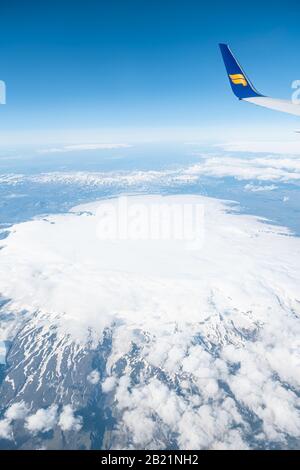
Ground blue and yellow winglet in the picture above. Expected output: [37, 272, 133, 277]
[219, 43, 300, 116]
[219, 43, 263, 100]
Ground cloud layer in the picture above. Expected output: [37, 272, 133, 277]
[219, 141, 300, 154]
[38, 143, 131, 154]
[1, 152, 300, 190]
[0, 402, 82, 440]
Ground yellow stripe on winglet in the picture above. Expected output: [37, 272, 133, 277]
[229, 74, 248, 87]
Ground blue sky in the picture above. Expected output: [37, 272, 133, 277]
[0, 0, 300, 145]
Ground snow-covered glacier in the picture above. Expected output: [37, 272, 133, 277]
[0, 194, 299, 449]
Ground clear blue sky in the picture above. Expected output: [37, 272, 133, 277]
[0, 0, 300, 145]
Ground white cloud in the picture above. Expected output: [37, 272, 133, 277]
[0, 419, 13, 440]
[38, 143, 131, 154]
[0, 341, 6, 364]
[0, 402, 29, 441]
[220, 141, 300, 154]
[1, 402, 83, 438]
[244, 183, 278, 192]
[87, 369, 101, 385]
[102, 376, 117, 393]
[1, 151, 300, 191]
[25, 405, 58, 434]
[58, 405, 82, 432]
[113, 376, 247, 449]
[0, 194, 300, 448]
[5, 401, 29, 421]
[186, 155, 300, 182]
[122, 408, 156, 447]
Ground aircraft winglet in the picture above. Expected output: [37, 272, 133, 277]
[219, 43, 300, 116]
[219, 43, 262, 100]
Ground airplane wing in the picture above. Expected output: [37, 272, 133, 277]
[219, 43, 300, 117]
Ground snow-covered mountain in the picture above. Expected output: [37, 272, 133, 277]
[0, 194, 299, 449]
